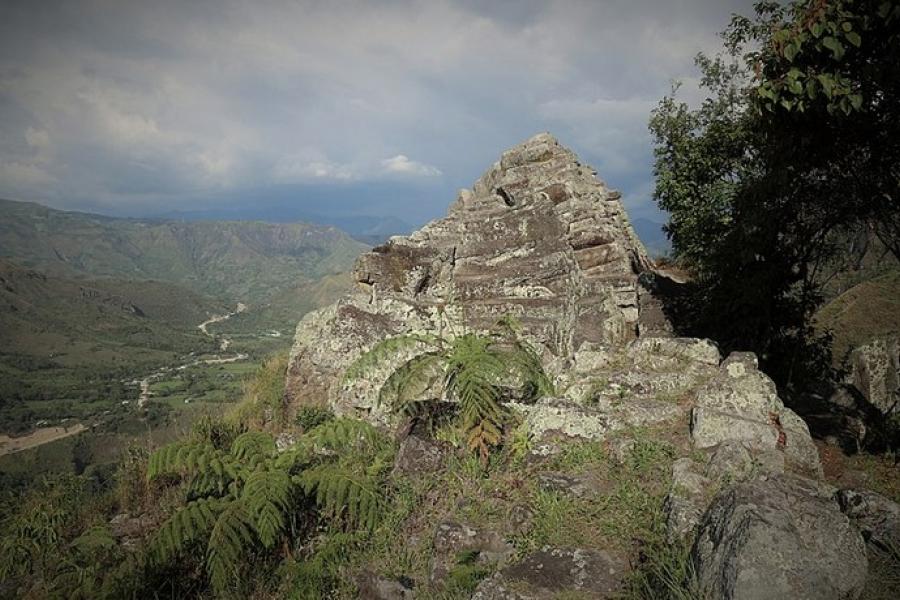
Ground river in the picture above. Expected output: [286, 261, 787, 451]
[137, 303, 249, 407]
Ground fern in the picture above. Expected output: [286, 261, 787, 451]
[297, 466, 383, 532]
[149, 497, 224, 565]
[242, 470, 293, 548]
[342, 333, 438, 381]
[306, 418, 385, 457]
[378, 351, 445, 410]
[231, 431, 276, 462]
[344, 323, 552, 463]
[206, 500, 256, 598]
[147, 440, 219, 480]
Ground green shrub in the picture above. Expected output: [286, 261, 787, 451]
[294, 405, 334, 432]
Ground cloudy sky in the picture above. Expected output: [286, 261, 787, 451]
[0, 0, 755, 228]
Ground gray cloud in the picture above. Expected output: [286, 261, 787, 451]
[0, 0, 755, 223]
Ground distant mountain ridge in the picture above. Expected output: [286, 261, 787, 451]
[153, 204, 413, 246]
[0, 198, 369, 303]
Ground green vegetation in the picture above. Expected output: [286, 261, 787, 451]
[650, 0, 900, 388]
[0, 350, 698, 599]
[345, 318, 552, 463]
[0, 197, 364, 441]
[145, 419, 393, 597]
[815, 268, 900, 365]
[0, 198, 367, 304]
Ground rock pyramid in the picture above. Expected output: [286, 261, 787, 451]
[286, 133, 659, 419]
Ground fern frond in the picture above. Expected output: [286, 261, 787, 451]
[206, 500, 255, 598]
[342, 333, 439, 382]
[273, 442, 315, 472]
[186, 455, 243, 499]
[306, 418, 386, 458]
[298, 465, 383, 532]
[148, 498, 224, 566]
[467, 418, 502, 465]
[147, 440, 219, 481]
[242, 470, 293, 548]
[378, 351, 445, 411]
[230, 431, 276, 462]
[502, 341, 555, 397]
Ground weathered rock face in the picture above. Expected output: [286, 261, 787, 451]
[690, 352, 822, 476]
[692, 474, 868, 600]
[287, 133, 653, 421]
[850, 335, 900, 416]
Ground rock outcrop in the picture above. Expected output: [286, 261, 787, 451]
[281, 133, 887, 599]
[692, 474, 868, 600]
[287, 133, 654, 422]
[850, 335, 900, 416]
[690, 352, 822, 476]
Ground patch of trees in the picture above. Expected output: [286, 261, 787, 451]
[650, 0, 900, 390]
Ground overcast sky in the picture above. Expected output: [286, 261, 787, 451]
[0, 0, 755, 227]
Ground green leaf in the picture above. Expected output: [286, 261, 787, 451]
[811, 22, 824, 38]
[817, 73, 835, 98]
[846, 31, 861, 47]
[841, 22, 852, 33]
[784, 42, 798, 62]
[822, 36, 845, 60]
[849, 94, 863, 111]
[805, 79, 818, 99]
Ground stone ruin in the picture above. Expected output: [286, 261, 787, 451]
[286, 132, 661, 421]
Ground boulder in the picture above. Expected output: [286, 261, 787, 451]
[692, 474, 868, 600]
[357, 571, 416, 600]
[471, 547, 626, 599]
[690, 352, 822, 476]
[837, 488, 900, 552]
[392, 434, 449, 477]
[510, 397, 610, 441]
[537, 471, 611, 498]
[663, 458, 711, 541]
[286, 133, 657, 423]
[850, 335, 900, 416]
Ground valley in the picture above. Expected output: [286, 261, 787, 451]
[0, 199, 365, 490]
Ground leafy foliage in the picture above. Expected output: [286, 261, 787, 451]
[228, 354, 289, 429]
[344, 319, 552, 463]
[142, 418, 393, 597]
[297, 465, 383, 532]
[649, 0, 900, 388]
[150, 498, 225, 566]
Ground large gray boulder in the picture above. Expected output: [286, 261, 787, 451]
[692, 474, 868, 600]
[286, 133, 655, 422]
[690, 352, 822, 476]
[850, 335, 900, 416]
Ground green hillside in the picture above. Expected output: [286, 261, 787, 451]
[815, 268, 900, 366]
[0, 198, 368, 303]
[0, 199, 367, 435]
[0, 258, 230, 365]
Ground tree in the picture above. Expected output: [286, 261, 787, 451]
[343, 318, 553, 464]
[650, 0, 900, 388]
